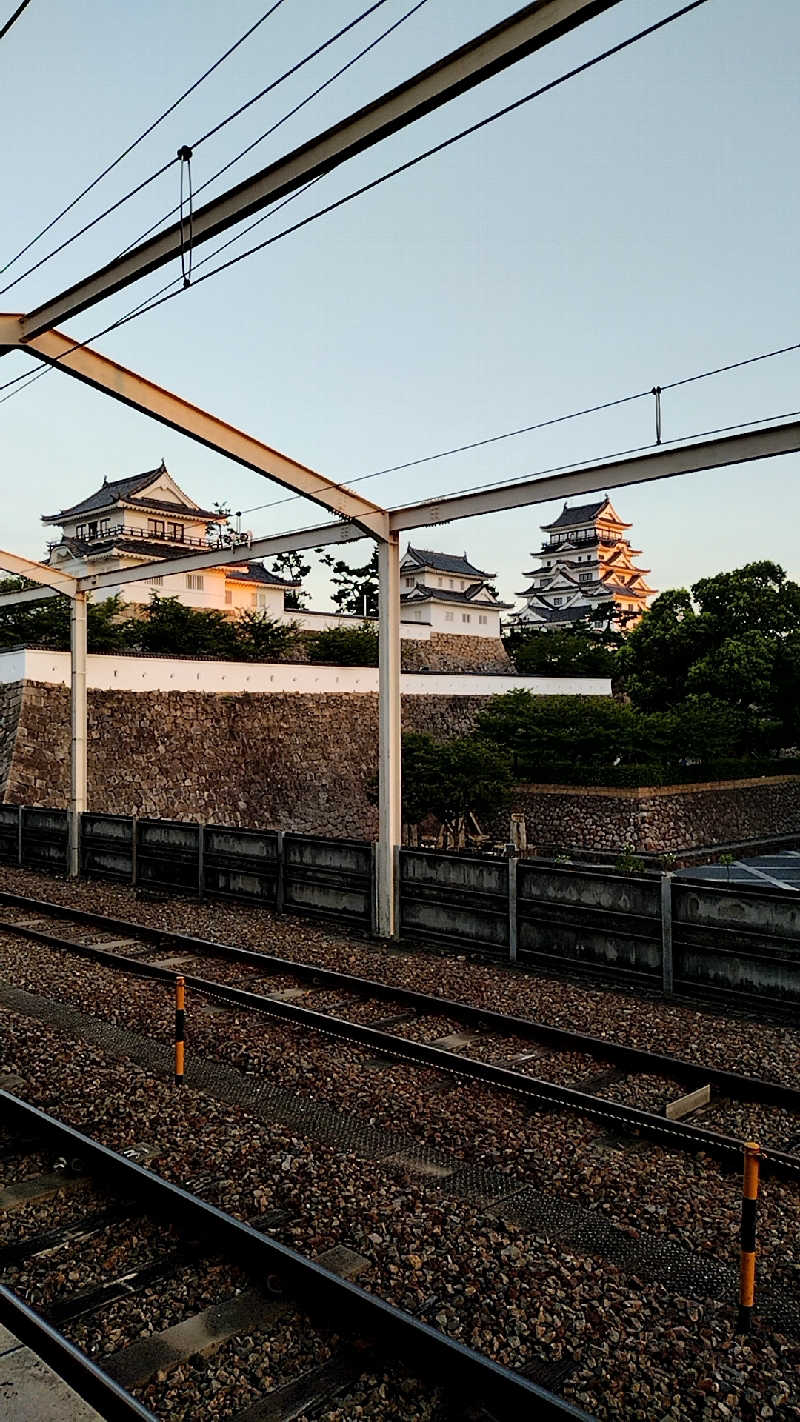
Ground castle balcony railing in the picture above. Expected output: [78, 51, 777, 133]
[541, 533, 628, 552]
[48, 524, 252, 553]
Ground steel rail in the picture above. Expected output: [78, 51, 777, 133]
[0, 890, 798, 1110]
[0, 911, 798, 1179]
[0, 1091, 595, 1422]
[0, 1284, 157, 1422]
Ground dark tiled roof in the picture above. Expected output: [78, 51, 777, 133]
[403, 546, 493, 579]
[401, 582, 512, 609]
[540, 499, 609, 532]
[126, 495, 221, 520]
[42, 465, 222, 524]
[43, 468, 164, 523]
[521, 602, 608, 625]
[225, 562, 298, 588]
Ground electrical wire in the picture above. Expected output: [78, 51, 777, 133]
[117, 0, 430, 259]
[395, 407, 800, 513]
[0, 1, 290, 284]
[0, 0, 32, 43]
[0, 0, 398, 295]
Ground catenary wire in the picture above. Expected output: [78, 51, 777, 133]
[117, 0, 430, 259]
[1, 0, 792, 513]
[77, 0, 712, 382]
[0, 0, 290, 284]
[0, 0, 32, 43]
[0, 0, 397, 295]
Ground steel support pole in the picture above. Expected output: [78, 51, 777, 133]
[69, 592, 88, 878]
[377, 535, 401, 937]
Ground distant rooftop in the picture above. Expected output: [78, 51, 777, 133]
[403, 546, 493, 579]
[541, 497, 631, 533]
[42, 463, 222, 525]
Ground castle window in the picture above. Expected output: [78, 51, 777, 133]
[186, 573, 204, 590]
[148, 519, 165, 537]
[145, 575, 163, 586]
[167, 522, 184, 541]
[462, 613, 471, 624]
[76, 525, 86, 539]
[445, 611, 454, 622]
[478, 614, 488, 625]
[224, 588, 232, 605]
[553, 597, 562, 605]
[579, 572, 592, 582]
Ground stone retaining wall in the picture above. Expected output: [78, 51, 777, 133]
[4, 679, 800, 850]
[2, 681, 485, 839]
[501, 777, 800, 854]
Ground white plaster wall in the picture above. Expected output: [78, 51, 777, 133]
[0, 649, 610, 700]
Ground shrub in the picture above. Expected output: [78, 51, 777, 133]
[306, 624, 379, 666]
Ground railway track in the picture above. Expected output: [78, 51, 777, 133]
[0, 1091, 591, 1422]
[0, 890, 799, 1179]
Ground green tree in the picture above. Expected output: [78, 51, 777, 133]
[618, 562, 800, 729]
[0, 593, 129, 653]
[400, 731, 512, 831]
[270, 551, 311, 609]
[234, 609, 299, 662]
[320, 547, 379, 618]
[505, 626, 619, 677]
[126, 595, 241, 659]
[306, 624, 378, 666]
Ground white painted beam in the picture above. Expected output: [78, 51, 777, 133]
[17, 0, 622, 338]
[377, 535, 401, 937]
[77, 520, 364, 594]
[69, 594, 88, 877]
[389, 421, 800, 531]
[0, 318, 389, 537]
[0, 547, 77, 596]
[0, 586, 59, 608]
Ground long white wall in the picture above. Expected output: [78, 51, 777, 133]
[0, 649, 611, 699]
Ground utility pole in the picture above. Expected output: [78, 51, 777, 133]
[377, 535, 401, 936]
[69, 592, 88, 878]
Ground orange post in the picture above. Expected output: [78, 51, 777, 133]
[737, 1141, 760, 1332]
[175, 976, 185, 1086]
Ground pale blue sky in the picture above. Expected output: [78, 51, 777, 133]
[1, 0, 799, 608]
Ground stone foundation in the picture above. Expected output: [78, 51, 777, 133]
[499, 778, 800, 854]
[2, 681, 486, 839]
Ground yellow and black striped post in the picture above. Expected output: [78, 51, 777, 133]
[737, 1140, 760, 1332]
[175, 976, 185, 1086]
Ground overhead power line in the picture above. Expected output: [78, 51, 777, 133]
[0, 0, 289, 283]
[0, 0, 398, 295]
[0, 0, 32, 43]
[117, 0, 431, 260]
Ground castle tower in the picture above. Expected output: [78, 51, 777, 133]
[511, 496, 656, 630]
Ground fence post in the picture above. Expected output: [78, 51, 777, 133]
[130, 816, 138, 886]
[197, 823, 205, 900]
[508, 852, 518, 964]
[737, 1141, 761, 1333]
[393, 844, 401, 940]
[174, 977, 185, 1086]
[17, 805, 23, 867]
[660, 871, 674, 995]
[275, 830, 285, 913]
[369, 842, 378, 936]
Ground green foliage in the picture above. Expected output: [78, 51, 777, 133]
[614, 843, 645, 875]
[473, 689, 782, 787]
[400, 731, 513, 828]
[270, 550, 310, 609]
[504, 626, 619, 677]
[306, 624, 379, 666]
[617, 562, 800, 737]
[127, 596, 241, 659]
[231, 610, 299, 662]
[319, 547, 379, 618]
[0, 594, 129, 653]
